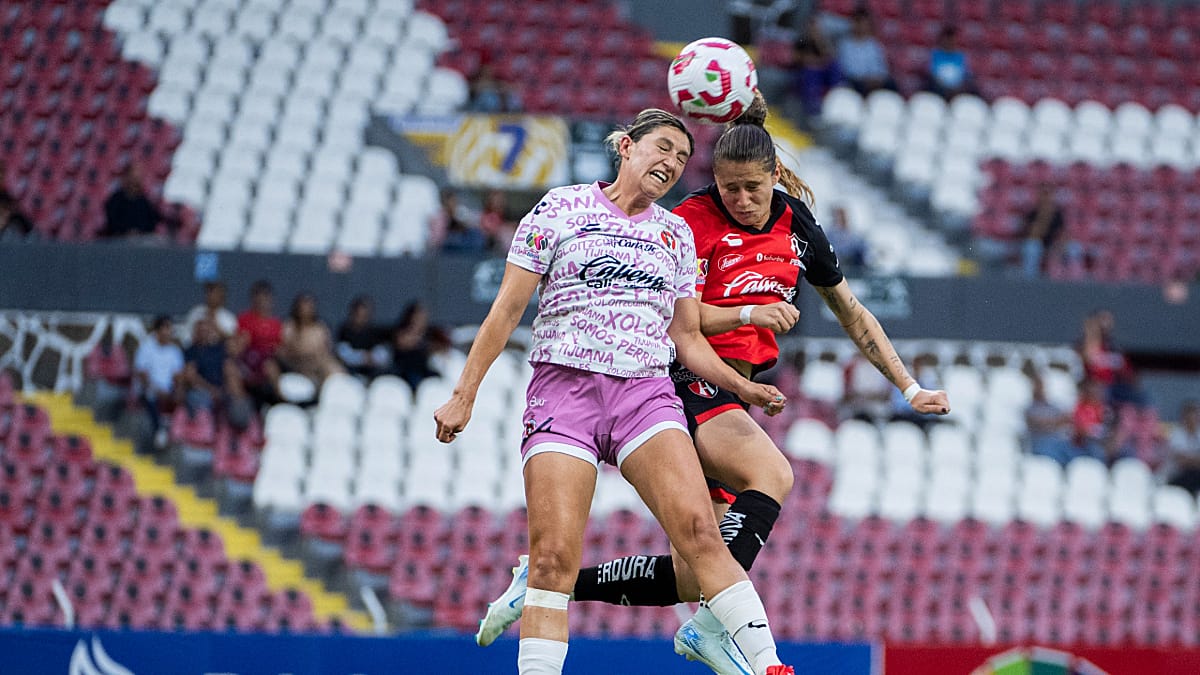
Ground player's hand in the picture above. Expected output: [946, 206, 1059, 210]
[910, 389, 950, 415]
[434, 395, 473, 443]
[736, 382, 788, 416]
[747, 302, 800, 334]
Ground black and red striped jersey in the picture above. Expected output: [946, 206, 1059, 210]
[673, 184, 843, 369]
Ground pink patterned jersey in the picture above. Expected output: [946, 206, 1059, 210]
[507, 182, 698, 378]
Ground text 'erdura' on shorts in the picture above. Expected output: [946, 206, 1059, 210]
[520, 363, 689, 469]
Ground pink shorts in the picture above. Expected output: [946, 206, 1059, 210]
[520, 363, 688, 469]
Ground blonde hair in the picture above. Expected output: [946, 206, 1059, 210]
[604, 108, 695, 169]
[715, 92, 815, 206]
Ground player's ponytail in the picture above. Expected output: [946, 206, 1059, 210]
[605, 108, 695, 168]
[716, 91, 815, 206]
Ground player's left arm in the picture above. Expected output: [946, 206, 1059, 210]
[814, 280, 950, 415]
[698, 301, 799, 337]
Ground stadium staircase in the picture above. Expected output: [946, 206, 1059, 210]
[24, 391, 371, 632]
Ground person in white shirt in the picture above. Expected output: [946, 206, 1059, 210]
[836, 8, 896, 95]
[135, 315, 184, 448]
[181, 281, 237, 346]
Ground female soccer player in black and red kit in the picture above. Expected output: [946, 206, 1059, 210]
[478, 94, 951, 674]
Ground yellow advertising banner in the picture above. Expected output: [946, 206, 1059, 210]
[395, 114, 570, 189]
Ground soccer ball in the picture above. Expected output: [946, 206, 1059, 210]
[667, 37, 758, 124]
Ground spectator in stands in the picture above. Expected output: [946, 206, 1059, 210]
[236, 280, 284, 404]
[1079, 309, 1146, 408]
[836, 8, 896, 95]
[1165, 401, 1200, 496]
[925, 26, 976, 100]
[134, 315, 184, 449]
[1025, 374, 1076, 466]
[792, 14, 841, 119]
[441, 213, 488, 254]
[180, 318, 253, 431]
[279, 293, 344, 388]
[181, 281, 237, 346]
[1070, 378, 1111, 463]
[1020, 184, 1083, 278]
[390, 301, 439, 394]
[336, 295, 389, 379]
[479, 189, 517, 253]
[429, 189, 477, 251]
[468, 63, 523, 113]
[0, 191, 37, 242]
[824, 205, 869, 274]
[101, 165, 170, 240]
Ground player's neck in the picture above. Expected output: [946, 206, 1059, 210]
[602, 180, 652, 218]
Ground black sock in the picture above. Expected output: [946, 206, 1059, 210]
[718, 489, 781, 571]
[572, 555, 679, 606]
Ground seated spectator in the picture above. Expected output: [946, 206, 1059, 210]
[841, 354, 892, 424]
[1068, 378, 1132, 465]
[1079, 309, 1146, 407]
[478, 190, 517, 253]
[236, 280, 284, 404]
[825, 205, 869, 275]
[836, 9, 896, 95]
[1025, 374, 1075, 466]
[925, 26, 976, 100]
[84, 335, 131, 422]
[1020, 184, 1083, 278]
[180, 318, 253, 430]
[134, 315, 184, 449]
[0, 191, 37, 242]
[182, 281, 237, 346]
[792, 14, 842, 119]
[390, 302, 440, 394]
[101, 165, 172, 240]
[279, 293, 344, 388]
[428, 189, 479, 251]
[442, 215, 488, 254]
[468, 63, 523, 113]
[336, 295, 390, 379]
[1165, 401, 1200, 496]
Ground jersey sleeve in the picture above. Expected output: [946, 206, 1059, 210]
[672, 196, 711, 294]
[674, 220, 698, 300]
[800, 206, 845, 288]
[506, 190, 562, 275]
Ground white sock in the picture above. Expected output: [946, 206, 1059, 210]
[518, 637, 568, 674]
[706, 580, 780, 675]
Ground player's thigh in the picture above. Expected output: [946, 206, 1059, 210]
[522, 451, 598, 590]
[694, 407, 793, 497]
[620, 428, 721, 551]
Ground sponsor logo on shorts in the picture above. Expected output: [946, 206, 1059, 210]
[688, 380, 718, 398]
[528, 396, 546, 408]
[522, 416, 554, 441]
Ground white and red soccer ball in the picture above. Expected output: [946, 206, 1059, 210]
[668, 37, 758, 124]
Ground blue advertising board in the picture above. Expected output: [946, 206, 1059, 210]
[0, 628, 875, 675]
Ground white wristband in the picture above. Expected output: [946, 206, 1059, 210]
[739, 305, 754, 326]
[903, 382, 921, 403]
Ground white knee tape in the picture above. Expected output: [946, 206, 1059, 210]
[525, 588, 570, 611]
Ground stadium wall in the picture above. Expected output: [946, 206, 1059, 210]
[1, 628, 875, 675]
[1, 243, 1197, 354]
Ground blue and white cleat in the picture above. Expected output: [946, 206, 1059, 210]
[673, 606, 754, 675]
[475, 554, 529, 646]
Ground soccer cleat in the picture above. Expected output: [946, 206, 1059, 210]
[673, 609, 754, 675]
[475, 554, 529, 646]
[765, 666, 795, 675]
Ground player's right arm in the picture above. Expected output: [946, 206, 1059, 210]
[698, 301, 799, 336]
[434, 263, 541, 443]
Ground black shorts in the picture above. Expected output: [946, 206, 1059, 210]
[670, 362, 747, 504]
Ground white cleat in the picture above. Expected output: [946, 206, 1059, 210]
[475, 554, 529, 646]
[673, 607, 754, 675]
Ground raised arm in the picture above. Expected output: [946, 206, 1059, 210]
[669, 296, 786, 415]
[814, 279, 950, 415]
[434, 263, 541, 442]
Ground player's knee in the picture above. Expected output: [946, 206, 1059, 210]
[527, 543, 578, 592]
[672, 507, 725, 558]
[764, 449, 794, 500]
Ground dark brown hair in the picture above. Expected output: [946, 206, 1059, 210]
[713, 92, 815, 205]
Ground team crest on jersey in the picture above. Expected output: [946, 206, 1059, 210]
[697, 259, 708, 277]
[688, 380, 718, 398]
[790, 233, 808, 258]
[660, 230, 677, 250]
